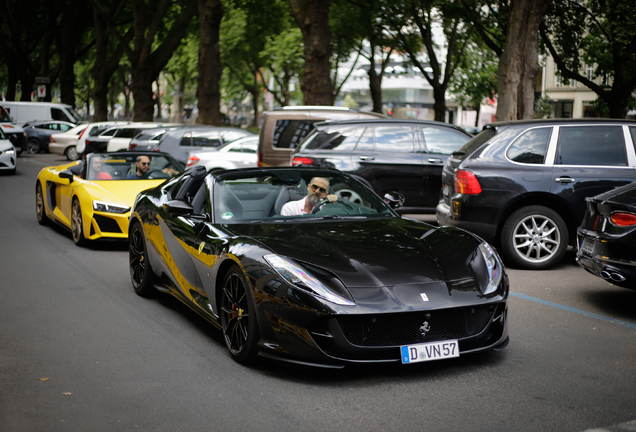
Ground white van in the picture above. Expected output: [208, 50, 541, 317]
[0, 102, 83, 125]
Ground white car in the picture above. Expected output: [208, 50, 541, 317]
[75, 121, 134, 155]
[0, 129, 17, 175]
[48, 124, 87, 160]
[186, 136, 258, 170]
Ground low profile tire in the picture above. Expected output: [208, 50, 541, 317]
[220, 264, 260, 364]
[71, 198, 87, 246]
[500, 205, 568, 270]
[129, 222, 155, 297]
[65, 146, 79, 161]
[27, 138, 41, 154]
[35, 182, 49, 225]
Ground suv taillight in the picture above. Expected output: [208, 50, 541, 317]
[292, 156, 314, 166]
[129, 143, 137, 150]
[50, 136, 56, 142]
[257, 152, 263, 167]
[454, 170, 482, 194]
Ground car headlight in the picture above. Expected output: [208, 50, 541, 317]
[264, 254, 355, 306]
[93, 200, 131, 214]
[4, 149, 15, 155]
[467, 242, 504, 295]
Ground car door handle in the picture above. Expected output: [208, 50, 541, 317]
[359, 156, 375, 161]
[427, 158, 444, 164]
[555, 177, 575, 184]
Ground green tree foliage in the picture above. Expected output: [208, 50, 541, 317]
[541, 0, 636, 118]
[383, 0, 475, 122]
[449, 39, 498, 126]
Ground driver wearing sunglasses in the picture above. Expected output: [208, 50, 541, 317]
[126, 155, 152, 179]
[281, 177, 338, 216]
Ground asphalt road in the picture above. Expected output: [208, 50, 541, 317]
[1, 153, 635, 432]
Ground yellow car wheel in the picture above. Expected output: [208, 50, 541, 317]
[71, 198, 87, 246]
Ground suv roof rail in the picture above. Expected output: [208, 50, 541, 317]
[276, 106, 355, 111]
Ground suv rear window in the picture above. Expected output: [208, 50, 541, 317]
[456, 128, 497, 157]
[507, 127, 552, 164]
[273, 120, 321, 149]
[302, 126, 365, 151]
[420, 127, 470, 154]
[556, 126, 626, 166]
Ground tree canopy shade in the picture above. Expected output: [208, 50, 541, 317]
[93, 0, 199, 121]
[541, 0, 636, 118]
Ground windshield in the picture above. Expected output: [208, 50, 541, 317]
[214, 169, 395, 223]
[0, 107, 14, 123]
[85, 153, 184, 181]
[67, 107, 83, 123]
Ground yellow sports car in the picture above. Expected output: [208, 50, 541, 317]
[35, 151, 184, 246]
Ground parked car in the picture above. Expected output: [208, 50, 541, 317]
[156, 126, 255, 166]
[128, 126, 183, 151]
[24, 120, 77, 154]
[291, 119, 472, 214]
[80, 122, 173, 156]
[49, 124, 88, 160]
[576, 181, 636, 289]
[437, 119, 636, 270]
[75, 121, 132, 155]
[258, 106, 386, 167]
[0, 106, 26, 156]
[0, 101, 82, 125]
[0, 128, 17, 174]
[128, 166, 509, 366]
[35, 151, 184, 246]
[186, 136, 258, 170]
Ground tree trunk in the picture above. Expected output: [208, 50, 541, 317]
[432, 85, 447, 122]
[197, 0, 224, 125]
[496, 0, 551, 121]
[131, 67, 156, 121]
[289, 0, 333, 105]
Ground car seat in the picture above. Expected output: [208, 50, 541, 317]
[273, 179, 307, 215]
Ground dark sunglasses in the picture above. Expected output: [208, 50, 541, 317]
[140, 162, 150, 166]
[309, 183, 328, 193]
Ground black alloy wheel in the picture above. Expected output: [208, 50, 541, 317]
[35, 182, 49, 225]
[220, 264, 260, 364]
[500, 205, 568, 270]
[129, 222, 155, 297]
[27, 138, 41, 154]
[71, 198, 87, 246]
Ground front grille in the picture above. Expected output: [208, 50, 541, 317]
[337, 305, 496, 347]
[94, 215, 122, 233]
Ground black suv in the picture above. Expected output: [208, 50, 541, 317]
[437, 119, 636, 270]
[291, 119, 472, 214]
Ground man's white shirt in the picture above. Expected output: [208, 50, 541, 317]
[281, 198, 307, 216]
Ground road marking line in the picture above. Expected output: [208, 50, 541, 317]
[511, 292, 636, 330]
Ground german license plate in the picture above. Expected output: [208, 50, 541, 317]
[580, 237, 594, 256]
[401, 340, 459, 364]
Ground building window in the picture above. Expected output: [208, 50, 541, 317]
[585, 65, 594, 81]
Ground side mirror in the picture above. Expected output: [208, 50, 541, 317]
[384, 192, 405, 210]
[59, 170, 74, 183]
[163, 200, 194, 216]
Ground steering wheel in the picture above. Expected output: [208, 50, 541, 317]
[311, 198, 355, 215]
[145, 169, 170, 179]
[335, 189, 364, 205]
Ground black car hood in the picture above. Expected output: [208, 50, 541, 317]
[226, 218, 482, 289]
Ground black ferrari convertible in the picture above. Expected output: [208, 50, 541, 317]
[129, 166, 509, 367]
